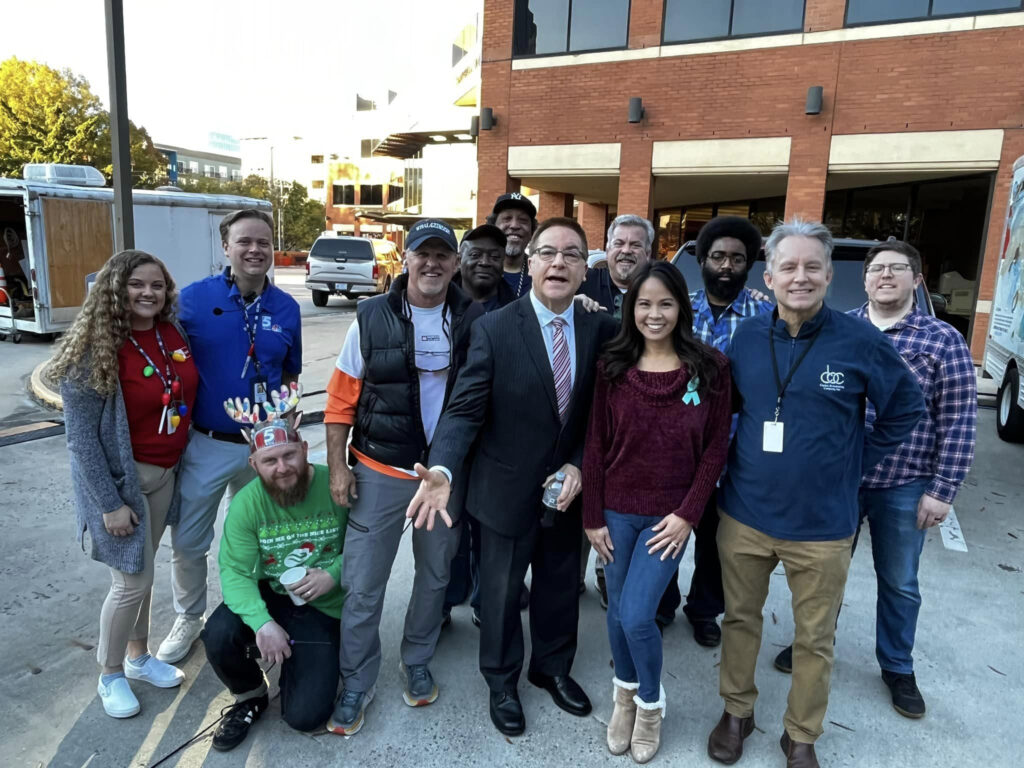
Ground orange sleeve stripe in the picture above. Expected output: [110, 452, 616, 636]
[349, 447, 419, 481]
[324, 368, 360, 425]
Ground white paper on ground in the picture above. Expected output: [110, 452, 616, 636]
[939, 506, 968, 552]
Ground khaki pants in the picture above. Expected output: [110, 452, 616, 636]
[96, 462, 176, 667]
[717, 511, 853, 744]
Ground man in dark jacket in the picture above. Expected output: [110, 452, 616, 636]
[322, 219, 483, 737]
[579, 214, 655, 319]
[406, 217, 619, 737]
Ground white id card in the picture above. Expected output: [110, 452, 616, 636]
[763, 421, 784, 453]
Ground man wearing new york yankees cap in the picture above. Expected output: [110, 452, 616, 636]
[487, 192, 538, 299]
[323, 218, 484, 735]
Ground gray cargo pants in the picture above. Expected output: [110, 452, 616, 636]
[339, 461, 462, 693]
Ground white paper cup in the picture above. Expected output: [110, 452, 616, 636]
[279, 566, 307, 605]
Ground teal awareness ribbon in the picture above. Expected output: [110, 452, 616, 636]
[682, 375, 701, 406]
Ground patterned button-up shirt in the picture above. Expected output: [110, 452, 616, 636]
[852, 304, 977, 502]
[691, 288, 774, 353]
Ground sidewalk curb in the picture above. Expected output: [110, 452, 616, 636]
[30, 358, 63, 411]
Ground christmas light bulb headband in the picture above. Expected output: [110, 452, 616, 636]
[223, 382, 304, 453]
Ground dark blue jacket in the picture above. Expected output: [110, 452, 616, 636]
[720, 304, 924, 541]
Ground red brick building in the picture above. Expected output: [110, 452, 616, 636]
[476, 0, 1024, 356]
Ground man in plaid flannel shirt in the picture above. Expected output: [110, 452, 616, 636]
[776, 239, 976, 721]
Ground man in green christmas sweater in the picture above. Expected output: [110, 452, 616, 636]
[201, 403, 348, 751]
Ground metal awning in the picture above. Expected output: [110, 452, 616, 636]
[354, 210, 473, 229]
[372, 130, 475, 159]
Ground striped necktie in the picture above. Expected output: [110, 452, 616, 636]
[551, 317, 571, 422]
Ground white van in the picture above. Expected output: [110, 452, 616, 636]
[982, 154, 1024, 441]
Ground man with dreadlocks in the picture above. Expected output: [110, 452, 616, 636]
[201, 385, 348, 750]
[323, 218, 483, 736]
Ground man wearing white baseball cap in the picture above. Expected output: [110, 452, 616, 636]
[201, 389, 348, 751]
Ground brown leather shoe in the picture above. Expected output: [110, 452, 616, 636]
[707, 710, 755, 764]
[780, 732, 820, 768]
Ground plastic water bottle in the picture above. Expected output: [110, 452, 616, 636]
[542, 470, 566, 510]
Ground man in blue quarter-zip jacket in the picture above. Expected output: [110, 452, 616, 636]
[706, 219, 924, 768]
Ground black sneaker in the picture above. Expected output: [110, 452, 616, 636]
[881, 670, 926, 718]
[212, 694, 268, 752]
[691, 619, 722, 647]
[773, 645, 793, 674]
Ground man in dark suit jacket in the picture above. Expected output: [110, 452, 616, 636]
[406, 217, 619, 737]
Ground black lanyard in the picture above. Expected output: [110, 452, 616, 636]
[768, 308, 826, 421]
[129, 326, 174, 390]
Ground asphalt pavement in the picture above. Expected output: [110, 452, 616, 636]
[0, 271, 1021, 767]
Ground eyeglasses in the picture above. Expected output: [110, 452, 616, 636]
[866, 263, 913, 275]
[708, 251, 747, 267]
[531, 247, 585, 265]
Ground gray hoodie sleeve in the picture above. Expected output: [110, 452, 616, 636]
[61, 376, 127, 515]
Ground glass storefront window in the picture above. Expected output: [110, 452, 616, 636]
[513, 0, 629, 56]
[664, 0, 804, 43]
[846, 0, 1019, 26]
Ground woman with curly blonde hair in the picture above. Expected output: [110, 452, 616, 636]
[54, 249, 198, 718]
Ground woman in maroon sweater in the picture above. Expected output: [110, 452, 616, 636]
[583, 261, 731, 763]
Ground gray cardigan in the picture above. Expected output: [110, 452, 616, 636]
[61, 352, 184, 575]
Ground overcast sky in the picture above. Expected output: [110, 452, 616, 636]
[4, 0, 465, 149]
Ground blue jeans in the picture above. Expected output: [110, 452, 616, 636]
[603, 509, 689, 702]
[857, 479, 929, 676]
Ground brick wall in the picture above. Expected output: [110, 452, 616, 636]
[627, 0, 663, 49]
[577, 202, 608, 252]
[804, 0, 846, 31]
[538, 191, 572, 219]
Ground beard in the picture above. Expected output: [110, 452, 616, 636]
[701, 263, 749, 303]
[260, 464, 311, 507]
[505, 240, 526, 261]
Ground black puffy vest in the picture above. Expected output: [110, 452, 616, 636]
[349, 274, 483, 468]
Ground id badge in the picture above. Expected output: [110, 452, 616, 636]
[252, 376, 268, 405]
[763, 421, 784, 453]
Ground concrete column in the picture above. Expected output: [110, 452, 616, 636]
[538, 191, 572, 219]
[578, 202, 608, 252]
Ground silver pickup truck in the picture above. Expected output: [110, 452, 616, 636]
[304, 235, 402, 307]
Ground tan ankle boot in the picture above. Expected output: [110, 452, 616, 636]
[607, 678, 639, 754]
[630, 686, 666, 764]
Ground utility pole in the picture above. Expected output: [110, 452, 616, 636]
[104, 0, 134, 250]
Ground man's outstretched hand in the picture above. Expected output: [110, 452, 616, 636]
[405, 463, 454, 531]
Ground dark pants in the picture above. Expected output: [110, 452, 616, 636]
[658, 496, 724, 624]
[478, 509, 581, 692]
[202, 581, 340, 732]
[444, 514, 481, 613]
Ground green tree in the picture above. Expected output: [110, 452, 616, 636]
[0, 57, 166, 188]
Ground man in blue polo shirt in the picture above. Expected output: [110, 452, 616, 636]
[156, 208, 302, 664]
[707, 219, 923, 768]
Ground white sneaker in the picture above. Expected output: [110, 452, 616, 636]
[125, 654, 185, 688]
[98, 675, 140, 718]
[156, 614, 205, 663]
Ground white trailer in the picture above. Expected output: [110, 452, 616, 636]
[0, 166, 272, 342]
[983, 154, 1024, 441]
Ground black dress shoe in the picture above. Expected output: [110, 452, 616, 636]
[519, 584, 530, 610]
[692, 619, 722, 647]
[489, 690, 525, 736]
[527, 671, 592, 716]
[774, 645, 793, 674]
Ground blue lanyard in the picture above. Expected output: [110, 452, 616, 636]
[239, 294, 263, 378]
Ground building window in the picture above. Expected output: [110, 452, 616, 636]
[219, 165, 227, 179]
[311, 154, 324, 164]
[845, 0, 1020, 25]
[405, 167, 423, 210]
[312, 180, 325, 189]
[333, 185, 355, 205]
[361, 139, 377, 158]
[663, 0, 805, 43]
[388, 184, 404, 204]
[360, 184, 384, 206]
[513, 0, 629, 56]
